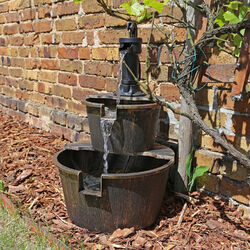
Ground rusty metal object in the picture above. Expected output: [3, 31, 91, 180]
[85, 94, 161, 154]
[54, 143, 175, 232]
[231, 14, 250, 101]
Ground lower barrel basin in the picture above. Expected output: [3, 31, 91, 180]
[54, 143, 175, 232]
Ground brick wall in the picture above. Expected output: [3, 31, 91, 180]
[0, 0, 249, 207]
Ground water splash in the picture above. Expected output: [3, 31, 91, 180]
[116, 51, 126, 105]
[100, 118, 115, 174]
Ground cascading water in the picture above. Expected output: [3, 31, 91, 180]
[100, 117, 115, 174]
[116, 51, 126, 105]
[99, 51, 126, 174]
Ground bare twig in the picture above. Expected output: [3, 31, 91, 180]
[177, 202, 188, 226]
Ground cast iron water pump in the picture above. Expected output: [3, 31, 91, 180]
[119, 22, 145, 97]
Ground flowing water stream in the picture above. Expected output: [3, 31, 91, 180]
[99, 51, 126, 174]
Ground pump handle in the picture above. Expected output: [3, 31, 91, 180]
[127, 22, 137, 38]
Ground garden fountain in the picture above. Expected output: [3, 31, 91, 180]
[54, 23, 175, 232]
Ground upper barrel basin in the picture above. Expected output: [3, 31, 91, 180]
[54, 143, 175, 232]
[85, 94, 161, 154]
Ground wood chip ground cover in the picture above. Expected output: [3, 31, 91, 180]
[0, 111, 249, 249]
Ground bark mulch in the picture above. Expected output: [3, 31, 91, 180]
[0, 111, 249, 249]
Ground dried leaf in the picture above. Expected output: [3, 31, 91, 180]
[110, 227, 135, 240]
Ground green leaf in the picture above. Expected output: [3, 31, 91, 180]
[233, 34, 242, 47]
[0, 180, 4, 192]
[224, 1, 242, 10]
[214, 9, 225, 27]
[233, 47, 241, 57]
[216, 34, 228, 46]
[188, 165, 209, 191]
[185, 147, 194, 179]
[164, 0, 170, 4]
[73, 0, 83, 3]
[144, 0, 164, 13]
[223, 10, 240, 24]
[121, 0, 147, 17]
[239, 6, 250, 20]
[240, 29, 245, 36]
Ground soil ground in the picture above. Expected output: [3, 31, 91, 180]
[0, 111, 249, 249]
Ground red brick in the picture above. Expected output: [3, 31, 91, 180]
[41, 34, 60, 44]
[41, 59, 59, 70]
[79, 75, 106, 90]
[79, 14, 105, 29]
[138, 27, 171, 43]
[0, 37, 7, 46]
[98, 29, 127, 44]
[9, 68, 23, 78]
[19, 48, 29, 57]
[55, 19, 77, 31]
[161, 5, 183, 23]
[72, 88, 98, 100]
[20, 8, 36, 21]
[57, 2, 80, 16]
[82, 0, 103, 13]
[35, 82, 51, 94]
[45, 96, 67, 109]
[34, 0, 52, 6]
[68, 100, 87, 114]
[0, 2, 8, 13]
[232, 115, 250, 136]
[11, 58, 24, 68]
[33, 21, 52, 33]
[92, 47, 119, 61]
[38, 6, 52, 19]
[105, 15, 127, 27]
[160, 84, 181, 102]
[202, 64, 236, 83]
[217, 89, 249, 113]
[79, 47, 90, 59]
[86, 31, 94, 45]
[39, 47, 57, 58]
[4, 24, 19, 35]
[60, 60, 82, 73]
[58, 72, 77, 86]
[24, 35, 40, 46]
[51, 85, 71, 99]
[0, 14, 5, 24]
[84, 61, 113, 77]
[220, 177, 249, 205]
[62, 32, 85, 44]
[112, 0, 126, 8]
[9, 0, 31, 11]
[9, 36, 24, 46]
[5, 12, 19, 23]
[25, 59, 40, 69]
[19, 22, 33, 33]
[106, 78, 117, 92]
[58, 47, 78, 59]
[0, 66, 9, 76]
[39, 71, 57, 83]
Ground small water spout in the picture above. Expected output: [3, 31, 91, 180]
[100, 117, 115, 174]
[116, 51, 126, 105]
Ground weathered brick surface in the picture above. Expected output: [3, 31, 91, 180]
[58, 47, 78, 59]
[82, 0, 103, 13]
[84, 61, 113, 77]
[79, 75, 106, 90]
[58, 72, 77, 86]
[33, 21, 52, 33]
[62, 32, 85, 45]
[79, 15, 105, 29]
[220, 177, 249, 205]
[55, 19, 77, 31]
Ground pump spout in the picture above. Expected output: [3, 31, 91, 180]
[119, 23, 145, 97]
